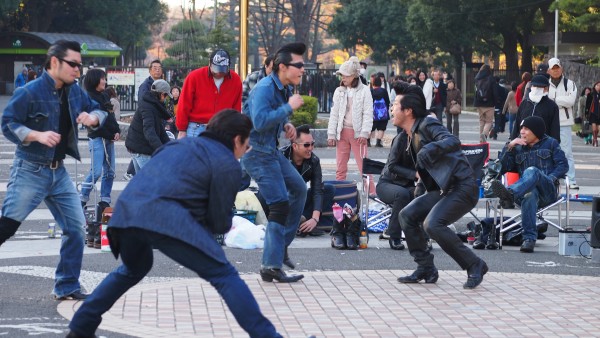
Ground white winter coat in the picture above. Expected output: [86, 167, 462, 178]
[327, 81, 373, 140]
[548, 76, 577, 126]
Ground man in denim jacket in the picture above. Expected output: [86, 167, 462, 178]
[491, 116, 568, 253]
[1, 40, 106, 300]
[242, 42, 307, 283]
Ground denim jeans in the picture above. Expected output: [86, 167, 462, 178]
[1, 158, 85, 297]
[130, 153, 152, 173]
[303, 184, 336, 220]
[69, 228, 281, 338]
[399, 179, 480, 270]
[559, 126, 576, 184]
[508, 113, 516, 137]
[186, 122, 206, 137]
[242, 150, 306, 269]
[80, 138, 115, 204]
[509, 167, 558, 242]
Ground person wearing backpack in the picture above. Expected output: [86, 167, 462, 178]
[370, 77, 390, 147]
[474, 65, 497, 142]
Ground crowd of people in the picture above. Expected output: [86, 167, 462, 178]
[3, 38, 599, 337]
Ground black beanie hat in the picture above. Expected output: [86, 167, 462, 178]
[520, 116, 546, 139]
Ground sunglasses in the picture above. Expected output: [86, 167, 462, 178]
[286, 62, 305, 69]
[58, 58, 83, 70]
[295, 141, 315, 148]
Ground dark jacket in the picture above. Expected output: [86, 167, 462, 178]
[511, 96, 560, 143]
[137, 76, 154, 101]
[409, 116, 474, 194]
[495, 83, 509, 110]
[380, 131, 417, 187]
[586, 91, 600, 118]
[87, 90, 120, 140]
[281, 144, 325, 213]
[432, 81, 447, 108]
[371, 87, 390, 120]
[499, 135, 568, 184]
[474, 68, 496, 108]
[445, 88, 462, 112]
[108, 133, 241, 264]
[126, 91, 171, 155]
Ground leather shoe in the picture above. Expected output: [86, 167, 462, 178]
[283, 247, 295, 269]
[260, 268, 304, 283]
[389, 238, 405, 250]
[490, 180, 514, 205]
[472, 239, 486, 250]
[397, 266, 438, 284]
[463, 259, 488, 289]
[520, 240, 535, 253]
[54, 290, 88, 301]
[331, 233, 346, 249]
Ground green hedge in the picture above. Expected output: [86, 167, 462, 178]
[290, 95, 318, 126]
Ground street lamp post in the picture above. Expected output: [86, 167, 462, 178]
[240, 0, 248, 79]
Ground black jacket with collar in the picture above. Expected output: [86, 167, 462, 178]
[125, 91, 171, 155]
[281, 144, 325, 213]
[511, 95, 560, 143]
[409, 116, 474, 194]
[380, 131, 417, 187]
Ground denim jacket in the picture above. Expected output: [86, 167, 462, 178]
[243, 73, 293, 154]
[2, 71, 107, 164]
[499, 135, 568, 183]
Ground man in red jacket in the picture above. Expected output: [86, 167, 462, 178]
[177, 49, 242, 138]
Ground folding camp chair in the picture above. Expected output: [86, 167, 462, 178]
[361, 157, 388, 230]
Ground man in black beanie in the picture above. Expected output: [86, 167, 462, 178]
[511, 74, 560, 142]
[491, 115, 568, 253]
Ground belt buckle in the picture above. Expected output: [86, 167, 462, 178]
[50, 161, 59, 169]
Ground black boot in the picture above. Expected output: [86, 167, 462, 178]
[331, 233, 346, 249]
[260, 268, 304, 283]
[283, 246, 295, 269]
[346, 233, 358, 250]
[86, 223, 99, 248]
[389, 237, 405, 250]
[375, 139, 383, 147]
[0, 217, 21, 246]
[397, 265, 439, 284]
[464, 259, 488, 289]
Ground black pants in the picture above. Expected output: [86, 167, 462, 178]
[376, 181, 414, 238]
[399, 179, 480, 270]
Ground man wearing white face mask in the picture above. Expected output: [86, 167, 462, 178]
[511, 74, 560, 142]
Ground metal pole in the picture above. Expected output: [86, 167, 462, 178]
[240, 0, 248, 79]
[554, 5, 559, 58]
[461, 61, 467, 108]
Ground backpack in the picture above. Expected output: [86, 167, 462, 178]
[373, 97, 389, 121]
[476, 76, 493, 104]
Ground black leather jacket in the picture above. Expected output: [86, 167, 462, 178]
[409, 116, 474, 194]
[380, 131, 417, 187]
[125, 91, 171, 155]
[281, 144, 325, 213]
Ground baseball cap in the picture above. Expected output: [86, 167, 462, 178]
[536, 63, 549, 74]
[151, 79, 173, 98]
[530, 74, 549, 87]
[210, 49, 230, 73]
[548, 57, 561, 69]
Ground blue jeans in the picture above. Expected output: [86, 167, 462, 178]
[559, 126, 576, 184]
[509, 167, 558, 242]
[508, 113, 516, 137]
[130, 153, 152, 173]
[69, 228, 281, 338]
[303, 184, 336, 220]
[186, 122, 206, 137]
[242, 150, 307, 269]
[1, 158, 85, 297]
[80, 138, 115, 204]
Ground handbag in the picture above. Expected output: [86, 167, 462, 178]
[449, 102, 461, 115]
[481, 159, 503, 198]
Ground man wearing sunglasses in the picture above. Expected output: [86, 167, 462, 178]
[1, 40, 107, 300]
[242, 42, 307, 283]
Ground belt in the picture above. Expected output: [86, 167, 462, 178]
[189, 121, 207, 126]
[49, 160, 63, 169]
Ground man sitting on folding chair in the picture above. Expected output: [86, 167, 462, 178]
[490, 116, 568, 253]
[376, 130, 418, 251]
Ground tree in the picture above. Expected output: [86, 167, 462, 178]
[552, 0, 600, 32]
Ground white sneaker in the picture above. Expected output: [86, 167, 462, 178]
[123, 173, 133, 181]
[569, 183, 579, 190]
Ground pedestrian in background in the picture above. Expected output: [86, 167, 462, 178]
[68, 110, 284, 338]
[370, 76, 390, 147]
[502, 82, 519, 135]
[586, 81, 600, 147]
[515, 72, 532, 107]
[445, 79, 462, 137]
[327, 56, 375, 195]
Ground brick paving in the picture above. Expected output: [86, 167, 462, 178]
[58, 269, 600, 337]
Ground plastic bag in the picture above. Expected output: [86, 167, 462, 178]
[224, 216, 265, 249]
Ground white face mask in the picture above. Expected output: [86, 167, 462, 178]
[359, 68, 366, 76]
[528, 87, 547, 103]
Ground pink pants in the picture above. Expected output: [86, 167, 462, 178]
[336, 128, 376, 194]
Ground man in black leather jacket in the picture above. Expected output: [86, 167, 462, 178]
[391, 85, 488, 289]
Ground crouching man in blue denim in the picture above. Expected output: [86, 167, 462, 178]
[68, 110, 283, 338]
[491, 115, 568, 253]
[242, 42, 308, 283]
[1, 40, 107, 300]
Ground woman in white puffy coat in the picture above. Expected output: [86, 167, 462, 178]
[327, 56, 375, 194]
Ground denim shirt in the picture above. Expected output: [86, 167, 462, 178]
[243, 73, 293, 154]
[2, 71, 107, 164]
[499, 135, 568, 183]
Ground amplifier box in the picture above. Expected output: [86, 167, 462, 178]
[558, 230, 591, 256]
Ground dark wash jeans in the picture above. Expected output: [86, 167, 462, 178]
[399, 178, 480, 270]
[69, 228, 281, 338]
